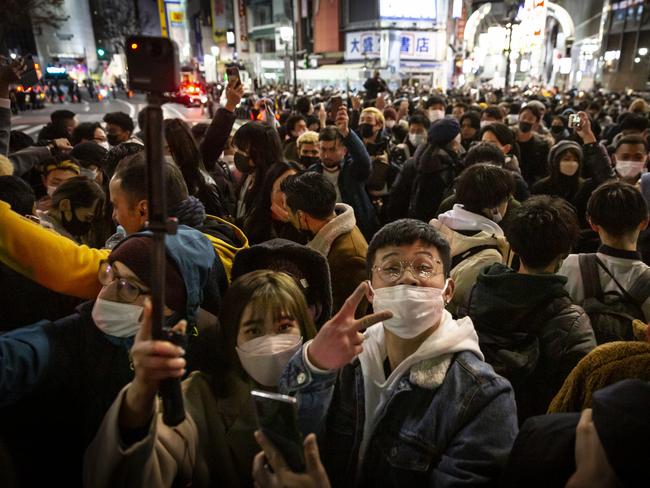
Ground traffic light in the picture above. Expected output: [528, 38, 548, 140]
[97, 47, 108, 60]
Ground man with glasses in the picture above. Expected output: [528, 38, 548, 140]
[0, 226, 215, 486]
[279, 219, 518, 487]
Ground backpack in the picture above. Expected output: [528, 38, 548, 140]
[578, 253, 650, 344]
[466, 285, 557, 383]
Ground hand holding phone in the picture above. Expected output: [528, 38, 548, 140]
[251, 390, 305, 472]
[226, 65, 240, 87]
[253, 431, 331, 488]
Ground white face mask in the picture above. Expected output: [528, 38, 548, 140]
[409, 133, 427, 147]
[236, 334, 303, 387]
[385, 120, 396, 129]
[97, 141, 110, 151]
[506, 114, 519, 125]
[92, 297, 143, 338]
[372, 282, 448, 339]
[559, 159, 579, 176]
[47, 185, 58, 197]
[80, 167, 99, 180]
[480, 120, 492, 128]
[491, 208, 504, 223]
[615, 160, 645, 179]
[428, 109, 445, 122]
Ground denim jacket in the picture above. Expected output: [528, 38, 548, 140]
[280, 349, 518, 488]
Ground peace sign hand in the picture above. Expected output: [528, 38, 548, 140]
[307, 282, 392, 371]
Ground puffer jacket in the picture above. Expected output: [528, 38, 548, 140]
[468, 263, 597, 423]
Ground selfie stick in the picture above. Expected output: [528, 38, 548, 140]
[144, 93, 185, 427]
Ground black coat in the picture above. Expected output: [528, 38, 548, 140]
[387, 143, 459, 222]
[468, 263, 597, 424]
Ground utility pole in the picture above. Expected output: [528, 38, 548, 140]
[290, 0, 298, 96]
[504, 22, 513, 91]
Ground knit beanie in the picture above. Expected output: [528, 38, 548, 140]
[592, 379, 650, 487]
[231, 238, 333, 327]
[428, 118, 460, 147]
[70, 141, 108, 168]
[108, 235, 187, 314]
[549, 140, 583, 167]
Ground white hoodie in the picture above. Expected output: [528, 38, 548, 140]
[357, 310, 483, 459]
[436, 204, 504, 237]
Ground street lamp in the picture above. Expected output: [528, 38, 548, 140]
[639, 47, 648, 56]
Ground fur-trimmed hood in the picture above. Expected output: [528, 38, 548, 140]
[308, 203, 356, 256]
[358, 310, 484, 457]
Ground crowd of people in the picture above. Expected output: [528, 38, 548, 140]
[1, 58, 650, 487]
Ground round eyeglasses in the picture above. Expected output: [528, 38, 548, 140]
[98, 261, 150, 303]
[372, 258, 443, 284]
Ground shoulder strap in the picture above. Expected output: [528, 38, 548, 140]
[578, 253, 603, 300]
[626, 267, 650, 308]
[594, 256, 637, 301]
[451, 244, 499, 270]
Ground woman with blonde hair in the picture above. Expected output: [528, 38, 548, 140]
[85, 270, 318, 488]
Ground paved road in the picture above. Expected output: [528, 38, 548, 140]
[10, 94, 211, 138]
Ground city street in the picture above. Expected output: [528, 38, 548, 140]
[10, 94, 211, 138]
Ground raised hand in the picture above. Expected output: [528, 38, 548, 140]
[574, 111, 596, 144]
[225, 80, 245, 113]
[351, 95, 361, 111]
[119, 299, 186, 428]
[307, 282, 392, 371]
[252, 431, 331, 488]
[335, 106, 350, 138]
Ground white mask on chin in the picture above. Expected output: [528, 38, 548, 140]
[236, 334, 303, 387]
[371, 282, 449, 339]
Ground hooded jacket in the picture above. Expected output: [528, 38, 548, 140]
[468, 263, 597, 422]
[0, 226, 217, 487]
[281, 311, 518, 487]
[307, 203, 368, 314]
[387, 142, 460, 222]
[430, 205, 511, 316]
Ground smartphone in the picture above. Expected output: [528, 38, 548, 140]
[568, 113, 582, 129]
[226, 65, 240, 86]
[251, 390, 305, 472]
[19, 56, 39, 87]
[330, 96, 343, 118]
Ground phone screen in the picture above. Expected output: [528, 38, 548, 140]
[251, 390, 305, 472]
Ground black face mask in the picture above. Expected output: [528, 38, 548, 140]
[519, 121, 533, 133]
[106, 134, 121, 146]
[61, 207, 93, 237]
[234, 152, 253, 173]
[359, 123, 375, 139]
[551, 125, 565, 134]
[299, 155, 320, 167]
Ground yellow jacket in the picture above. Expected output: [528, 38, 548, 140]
[0, 201, 247, 300]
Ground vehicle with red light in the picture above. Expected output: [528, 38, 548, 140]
[170, 71, 207, 107]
